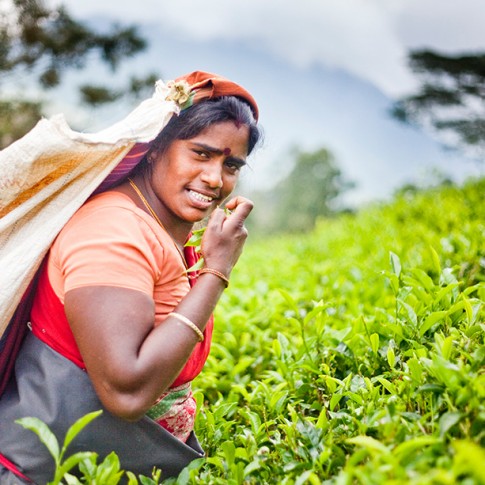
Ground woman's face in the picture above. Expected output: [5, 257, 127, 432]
[149, 120, 250, 227]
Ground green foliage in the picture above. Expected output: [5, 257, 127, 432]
[0, 0, 158, 148]
[1, 0, 146, 85]
[249, 146, 353, 233]
[393, 49, 485, 157]
[0, 98, 43, 148]
[16, 411, 103, 484]
[184, 207, 234, 272]
[16, 410, 166, 484]
[17, 178, 485, 483]
[192, 177, 485, 483]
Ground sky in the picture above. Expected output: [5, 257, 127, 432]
[45, 0, 485, 206]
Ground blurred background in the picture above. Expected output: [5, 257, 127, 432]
[1, 0, 484, 233]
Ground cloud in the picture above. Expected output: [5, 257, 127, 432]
[57, 0, 485, 98]
[58, 0, 414, 96]
[388, 0, 485, 52]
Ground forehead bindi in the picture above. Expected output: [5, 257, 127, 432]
[190, 141, 242, 158]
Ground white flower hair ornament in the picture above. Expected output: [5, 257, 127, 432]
[155, 79, 194, 111]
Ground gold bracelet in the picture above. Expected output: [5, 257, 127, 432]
[169, 312, 204, 342]
[199, 268, 230, 288]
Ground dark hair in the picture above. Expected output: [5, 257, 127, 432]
[148, 96, 261, 160]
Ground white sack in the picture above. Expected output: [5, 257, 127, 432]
[0, 83, 179, 337]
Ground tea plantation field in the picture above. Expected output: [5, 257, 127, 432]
[20, 178, 484, 484]
[186, 178, 485, 484]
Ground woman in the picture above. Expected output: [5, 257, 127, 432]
[0, 71, 261, 483]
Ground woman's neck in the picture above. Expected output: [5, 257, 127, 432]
[125, 174, 193, 246]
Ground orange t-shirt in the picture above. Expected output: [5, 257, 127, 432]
[30, 191, 213, 387]
[50, 191, 190, 315]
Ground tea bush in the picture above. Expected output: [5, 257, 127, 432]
[18, 178, 485, 484]
[190, 177, 485, 484]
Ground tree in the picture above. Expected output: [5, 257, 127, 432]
[392, 49, 485, 158]
[0, 98, 42, 148]
[0, 0, 158, 148]
[251, 147, 353, 233]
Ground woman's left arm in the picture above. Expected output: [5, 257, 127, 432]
[64, 197, 253, 421]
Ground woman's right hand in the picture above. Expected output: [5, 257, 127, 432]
[200, 196, 254, 277]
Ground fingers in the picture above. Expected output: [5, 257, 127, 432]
[201, 198, 254, 273]
[223, 197, 254, 225]
[207, 206, 227, 231]
[224, 196, 253, 212]
[207, 197, 254, 231]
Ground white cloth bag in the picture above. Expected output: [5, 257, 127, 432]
[0, 82, 179, 337]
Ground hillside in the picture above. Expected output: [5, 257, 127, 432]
[191, 177, 485, 484]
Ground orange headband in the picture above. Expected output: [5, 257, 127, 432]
[175, 71, 259, 121]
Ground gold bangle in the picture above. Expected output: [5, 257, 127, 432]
[199, 268, 230, 288]
[169, 312, 204, 342]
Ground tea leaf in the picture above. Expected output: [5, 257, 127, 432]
[428, 245, 442, 275]
[393, 436, 440, 461]
[387, 346, 396, 369]
[370, 333, 379, 354]
[185, 257, 205, 273]
[452, 441, 485, 483]
[420, 311, 447, 337]
[54, 452, 98, 483]
[347, 436, 390, 455]
[439, 412, 463, 437]
[389, 251, 402, 277]
[63, 410, 102, 453]
[16, 417, 60, 462]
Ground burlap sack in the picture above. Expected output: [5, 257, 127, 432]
[0, 82, 179, 338]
